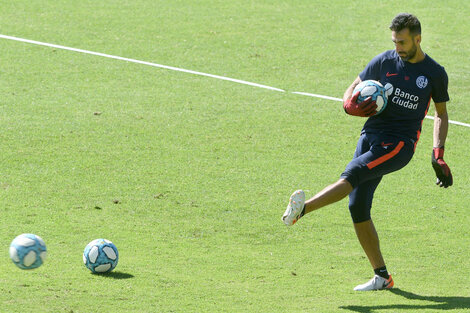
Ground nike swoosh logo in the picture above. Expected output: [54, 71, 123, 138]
[381, 142, 393, 147]
[386, 72, 398, 77]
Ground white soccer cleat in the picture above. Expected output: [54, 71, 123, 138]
[353, 274, 394, 291]
[282, 190, 305, 226]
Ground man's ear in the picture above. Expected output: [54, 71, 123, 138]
[415, 34, 422, 45]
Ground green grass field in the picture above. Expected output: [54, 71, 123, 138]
[1, 1, 469, 312]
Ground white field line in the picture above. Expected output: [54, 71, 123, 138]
[0, 34, 285, 93]
[291, 91, 342, 102]
[1, 34, 469, 129]
[293, 91, 470, 128]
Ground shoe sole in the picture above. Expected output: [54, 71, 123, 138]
[282, 190, 305, 226]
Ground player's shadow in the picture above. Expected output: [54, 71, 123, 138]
[340, 288, 470, 313]
[92, 271, 134, 280]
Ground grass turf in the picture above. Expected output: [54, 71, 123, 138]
[1, 1, 469, 312]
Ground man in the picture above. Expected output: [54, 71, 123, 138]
[282, 13, 453, 291]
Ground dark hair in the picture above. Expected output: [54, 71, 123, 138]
[389, 13, 421, 35]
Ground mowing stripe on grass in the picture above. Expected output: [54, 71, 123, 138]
[1, 33, 469, 129]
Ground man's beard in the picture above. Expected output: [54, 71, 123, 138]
[399, 44, 417, 61]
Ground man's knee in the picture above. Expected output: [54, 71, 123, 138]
[349, 204, 372, 223]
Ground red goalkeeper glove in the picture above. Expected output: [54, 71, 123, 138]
[432, 147, 453, 188]
[343, 91, 378, 117]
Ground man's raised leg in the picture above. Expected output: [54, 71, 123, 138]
[304, 178, 353, 214]
[282, 178, 353, 226]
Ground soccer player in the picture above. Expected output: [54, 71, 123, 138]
[282, 13, 453, 291]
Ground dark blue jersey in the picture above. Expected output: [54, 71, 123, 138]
[359, 50, 449, 142]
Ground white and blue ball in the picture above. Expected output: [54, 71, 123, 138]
[353, 80, 393, 115]
[9, 233, 47, 270]
[83, 239, 119, 273]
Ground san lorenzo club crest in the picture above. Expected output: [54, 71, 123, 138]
[416, 76, 428, 89]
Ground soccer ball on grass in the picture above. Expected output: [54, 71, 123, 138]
[9, 233, 47, 270]
[353, 80, 393, 115]
[83, 239, 119, 273]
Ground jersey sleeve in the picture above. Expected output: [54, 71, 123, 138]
[359, 53, 384, 81]
[431, 67, 450, 103]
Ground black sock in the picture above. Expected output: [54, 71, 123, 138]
[374, 266, 389, 279]
[299, 205, 306, 218]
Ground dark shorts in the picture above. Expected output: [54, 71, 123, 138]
[340, 132, 415, 223]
